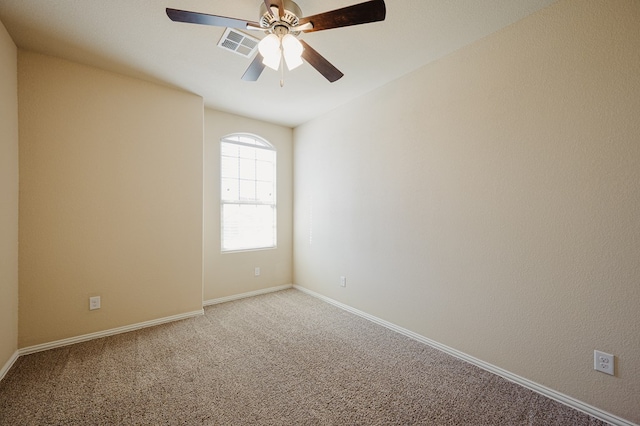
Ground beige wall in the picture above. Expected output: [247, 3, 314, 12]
[203, 109, 293, 301]
[18, 52, 204, 348]
[0, 20, 19, 372]
[293, 0, 640, 422]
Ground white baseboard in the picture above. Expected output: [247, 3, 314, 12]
[18, 309, 204, 356]
[203, 284, 293, 306]
[0, 350, 19, 382]
[293, 285, 636, 426]
[9, 285, 293, 376]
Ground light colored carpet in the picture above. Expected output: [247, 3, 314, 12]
[0, 289, 606, 425]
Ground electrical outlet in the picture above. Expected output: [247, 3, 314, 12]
[89, 296, 101, 311]
[594, 350, 614, 376]
[254, 267, 261, 277]
[340, 276, 346, 287]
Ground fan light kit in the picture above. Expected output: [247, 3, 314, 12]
[167, 0, 386, 86]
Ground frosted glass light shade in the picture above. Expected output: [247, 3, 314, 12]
[258, 34, 281, 70]
[282, 34, 304, 70]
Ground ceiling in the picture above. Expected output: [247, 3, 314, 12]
[0, 0, 557, 127]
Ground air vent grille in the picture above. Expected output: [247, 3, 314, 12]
[217, 28, 259, 58]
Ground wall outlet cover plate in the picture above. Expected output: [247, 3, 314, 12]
[594, 350, 614, 376]
[89, 296, 101, 310]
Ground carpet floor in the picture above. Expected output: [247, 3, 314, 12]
[0, 289, 607, 425]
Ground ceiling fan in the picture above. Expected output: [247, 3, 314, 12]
[166, 0, 386, 84]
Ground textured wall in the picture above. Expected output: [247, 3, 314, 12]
[18, 52, 204, 348]
[0, 19, 18, 374]
[293, 0, 640, 422]
[203, 109, 293, 301]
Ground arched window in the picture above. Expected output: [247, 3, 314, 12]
[220, 133, 276, 252]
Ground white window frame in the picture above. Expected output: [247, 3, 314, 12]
[220, 133, 277, 252]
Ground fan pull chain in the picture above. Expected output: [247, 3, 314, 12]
[280, 53, 285, 87]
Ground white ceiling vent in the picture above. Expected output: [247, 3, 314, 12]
[217, 28, 259, 58]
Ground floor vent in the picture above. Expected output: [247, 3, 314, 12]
[217, 28, 259, 58]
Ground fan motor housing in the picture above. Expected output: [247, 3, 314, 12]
[259, 0, 302, 29]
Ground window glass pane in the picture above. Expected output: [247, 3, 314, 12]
[252, 205, 276, 247]
[256, 181, 274, 202]
[222, 204, 276, 251]
[221, 156, 239, 179]
[256, 148, 275, 162]
[239, 158, 256, 180]
[239, 179, 256, 201]
[255, 160, 273, 182]
[221, 143, 239, 157]
[238, 145, 256, 160]
[238, 135, 256, 145]
[221, 203, 241, 251]
[221, 178, 239, 202]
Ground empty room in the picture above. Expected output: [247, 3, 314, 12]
[0, 0, 638, 424]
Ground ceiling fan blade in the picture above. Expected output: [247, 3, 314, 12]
[263, 0, 284, 19]
[300, 41, 344, 83]
[242, 53, 267, 82]
[297, 0, 386, 33]
[166, 8, 259, 30]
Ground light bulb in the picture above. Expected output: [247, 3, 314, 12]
[258, 34, 281, 70]
[282, 34, 304, 70]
